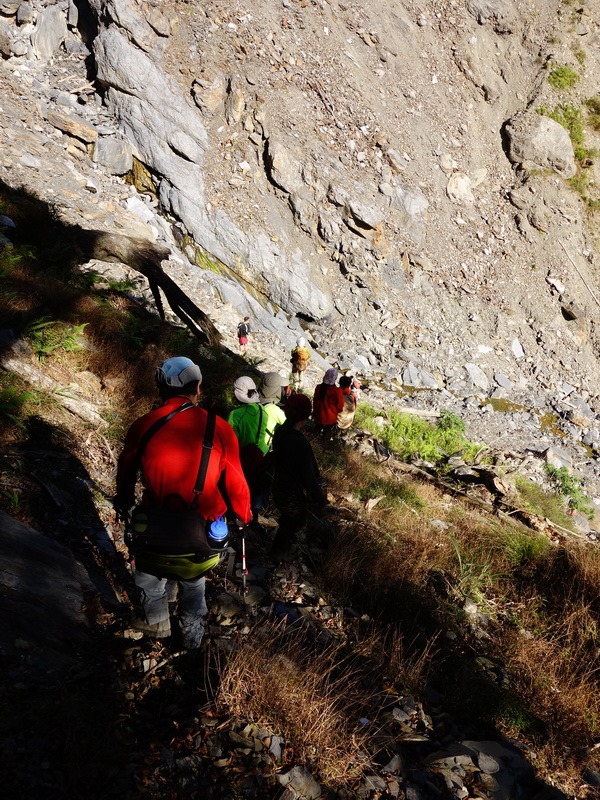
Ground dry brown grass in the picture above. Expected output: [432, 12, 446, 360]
[217, 621, 371, 784]
[318, 443, 600, 787]
[217, 620, 435, 786]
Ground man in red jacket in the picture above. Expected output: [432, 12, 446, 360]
[116, 357, 251, 649]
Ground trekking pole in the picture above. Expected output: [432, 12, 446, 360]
[241, 535, 248, 596]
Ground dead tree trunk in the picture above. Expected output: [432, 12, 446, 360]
[75, 230, 222, 346]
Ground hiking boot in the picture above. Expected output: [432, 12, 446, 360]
[126, 617, 171, 639]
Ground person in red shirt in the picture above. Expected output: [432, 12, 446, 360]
[115, 357, 251, 649]
[312, 368, 345, 439]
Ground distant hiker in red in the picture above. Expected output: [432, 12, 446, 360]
[337, 375, 358, 430]
[237, 316, 251, 355]
[313, 368, 344, 439]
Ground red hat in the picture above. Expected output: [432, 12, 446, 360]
[284, 393, 312, 422]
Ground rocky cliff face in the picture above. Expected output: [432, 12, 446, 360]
[2, 0, 600, 497]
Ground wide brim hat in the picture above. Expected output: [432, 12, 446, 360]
[259, 372, 287, 403]
[234, 376, 259, 404]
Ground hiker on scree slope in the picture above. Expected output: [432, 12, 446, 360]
[237, 316, 251, 355]
[290, 336, 311, 390]
[115, 357, 251, 650]
[313, 367, 345, 439]
[227, 375, 283, 527]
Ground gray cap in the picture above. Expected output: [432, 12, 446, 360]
[234, 376, 259, 404]
[259, 372, 287, 403]
[155, 356, 202, 388]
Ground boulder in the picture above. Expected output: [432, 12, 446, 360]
[93, 136, 133, 175]
[30, 5, 67, 59]
[464, 362, 489, 391]
[277, 766, 321, 800]
[402, 362, 440, 389]
[16, 3, 34, 25]
[86, 0, 154, 51]
[505, 112, 576, 178]
[0, 510, 93, 667]
[466, 0, 515, 32]
[264, 137, 303, 194]
[0, 19, 11, 57]
[447, 172, 474, 205]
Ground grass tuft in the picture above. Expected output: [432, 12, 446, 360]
[547, 64, 580, 90]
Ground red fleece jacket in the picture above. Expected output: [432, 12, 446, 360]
[116, 398, 251, 524]
[313, 383, 345, 425]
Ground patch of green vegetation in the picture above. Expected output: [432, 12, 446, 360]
[484, 398, 527, 414]
[585, 96, 600, 132]
[535, 101, 600, 207]
[0, 373, 59, 435]
[547, 64, 579, 90]
[356, 476, 424, 510]
[515, 475, 575, 530]
[449, 534, 493, 602]
[503, 529, 551, 568]
[24, 317, 88, 362]
[446, 668, 542, 736]
[182, 236, 223, 274]
[0, 243, 37, 278]
[355, 403, 480, 465]
[0, 382, 37, 422]
[568, 172, 590, 195]
[545, 465, 594, 517]
[1, 488, 22, 510]
[573, 47, 586, 66]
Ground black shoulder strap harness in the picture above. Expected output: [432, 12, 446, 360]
[136, 403, 216, 506]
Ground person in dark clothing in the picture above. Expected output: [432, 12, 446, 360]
[270, 393, 327, 561]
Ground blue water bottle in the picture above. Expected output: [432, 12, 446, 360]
[207, 516, 229, 550]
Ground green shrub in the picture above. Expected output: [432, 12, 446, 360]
[515, 475, 575, 529]
[354, 403, 480, 464]
[24, 317, 88, 362]
[547, 64, 579, 90]
[545, 465, 594, 517]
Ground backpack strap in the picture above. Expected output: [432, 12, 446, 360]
[136, 401, 194, 465]
[192, 412, 216, 504]
[255, 404, 264, 446]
